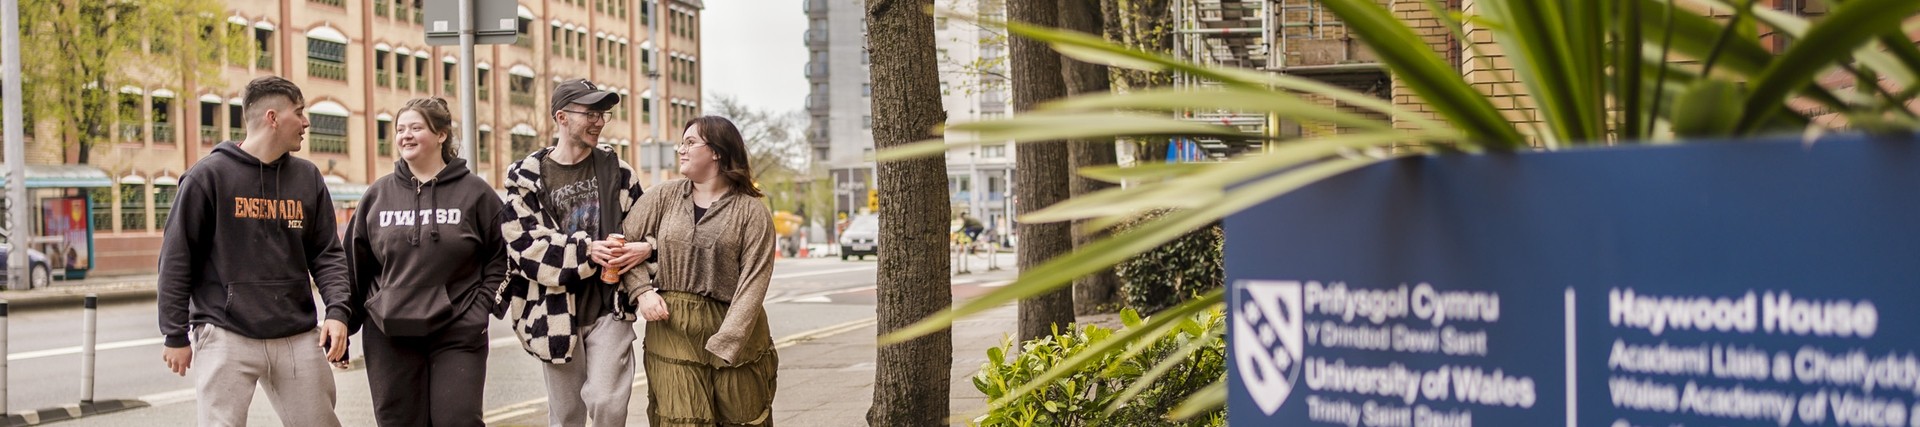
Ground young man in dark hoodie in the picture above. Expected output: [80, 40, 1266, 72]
[497, 78, 652, 426]
[156, 76, 352, 427]
[347, 97, 507, 426]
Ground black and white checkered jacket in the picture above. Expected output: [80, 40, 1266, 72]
[494, 145, 646, 364]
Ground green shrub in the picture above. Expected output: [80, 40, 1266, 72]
[971, 308, 1226, 427]
[1114, 209, 1224, 315]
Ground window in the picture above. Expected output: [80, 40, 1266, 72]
[862, 83, 870, 97]
[516, 17, 533, 47]
[551, 24, 563, 52]
[617, 42, 627, 69]
[477, 68, 492, 100]
[309, 111, 349, 153]
[199, 100, 219, 144]
[154, 184, 177, 227]
[228, 103, 244, 140]
[118, 92, 144, 141]
[226, 22, 248, 64]
[152, 96, 174, 143]
[641, 1, 652, 25]
[477, 129, 492, 161]
[306, 37, 347, 81]
[578, 30, 589, 60]
[119, 183, 148, 231]
[150, 27, 171, 55]
[642, 47, 653, 71]
[443, 60, 457, 93]
[511, 134, 538, 158]
[89, 189, 114, 232]
[374, 49, 390, 87]
[641, 97, 652, 123]
[982, 144, 1006, 158]
[862, 115, 871, 129]
[510, 75, 535, 106]
[376, 117, 392, 156]
[254, 28, 275, 68]
[936, 17, 949, 30]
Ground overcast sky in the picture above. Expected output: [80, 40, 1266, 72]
[701, 1, 809, 116]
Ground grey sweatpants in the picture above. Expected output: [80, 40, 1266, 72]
[192, 325, 342, 427]
[541, 314, 638, 427]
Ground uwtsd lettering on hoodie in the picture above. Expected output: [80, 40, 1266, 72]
[233, 197, 305, 228]
[377, 209, 463, 227]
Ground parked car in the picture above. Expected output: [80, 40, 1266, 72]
[0, 246, 51, 290]
[839, 214, 879, 261]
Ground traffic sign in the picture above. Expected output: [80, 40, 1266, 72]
[424, 0, 519, 46]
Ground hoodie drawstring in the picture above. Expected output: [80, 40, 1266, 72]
[410, 178, 441, 246]
[429, 182, 441, 242]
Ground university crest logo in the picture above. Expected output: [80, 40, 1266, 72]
[1234, 280, 1304, 415]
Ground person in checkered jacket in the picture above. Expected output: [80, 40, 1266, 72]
[495, 78, 653, 426]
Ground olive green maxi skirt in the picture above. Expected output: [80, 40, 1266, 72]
[644, 291, 779, 426]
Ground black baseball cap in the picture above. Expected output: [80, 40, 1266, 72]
[551, 78, 621, 114]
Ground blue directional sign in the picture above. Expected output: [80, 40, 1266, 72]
[1226, 135, 1920, 426]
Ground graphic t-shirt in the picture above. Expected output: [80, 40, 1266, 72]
[541, 155, 611, 327]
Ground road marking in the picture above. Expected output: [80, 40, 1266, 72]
[137, 388, 197, 407]
[479, 316, 878, 424]
[9, 337, 166, 361]
[771, 266, 875, 280]
[770, 285, 876, 304]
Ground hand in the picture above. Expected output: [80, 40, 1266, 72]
[588, 239, 626, 267]
[162, 346, 193, 376]
[607, 241, 652, 271]
[637, 290, 670, 322]
[319, 319, 348, 363]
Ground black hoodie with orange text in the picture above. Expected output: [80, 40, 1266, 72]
[156, 141, 352, 348]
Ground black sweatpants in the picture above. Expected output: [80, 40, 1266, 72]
[363, 298, 491, 427]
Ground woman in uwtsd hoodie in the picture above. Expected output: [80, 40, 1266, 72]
[346, 98, 507, 427]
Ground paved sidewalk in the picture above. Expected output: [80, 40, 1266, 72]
[0, 273, 160, 311]
[486, 304, 1018, 427]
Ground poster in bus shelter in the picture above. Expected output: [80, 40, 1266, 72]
[41, 197, 91, 276]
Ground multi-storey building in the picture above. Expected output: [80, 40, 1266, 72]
[12, 0, 703, 276]
[804, 0, 1014, 236]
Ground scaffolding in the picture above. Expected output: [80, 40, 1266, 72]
[1169, 0, 1388, 159]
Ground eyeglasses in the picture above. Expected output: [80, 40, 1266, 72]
[674, 141, 708, 154]
[559, 109, 610, 122]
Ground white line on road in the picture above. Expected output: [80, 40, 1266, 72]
[771, 265, 875, 280]
[9, 337, 166, 361]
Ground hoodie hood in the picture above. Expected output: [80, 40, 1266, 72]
[212, 141, 288, 168]
[393, 157, 474, 185]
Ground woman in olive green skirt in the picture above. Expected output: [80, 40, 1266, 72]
[621, 116, 780, 426]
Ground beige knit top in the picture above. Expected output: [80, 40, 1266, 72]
[619, 179, 777, 364]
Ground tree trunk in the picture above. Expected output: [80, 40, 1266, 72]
[865, 0, 953, 424]
[1060, 0, 1120, 315]
[1009, 0, 1077, 342]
